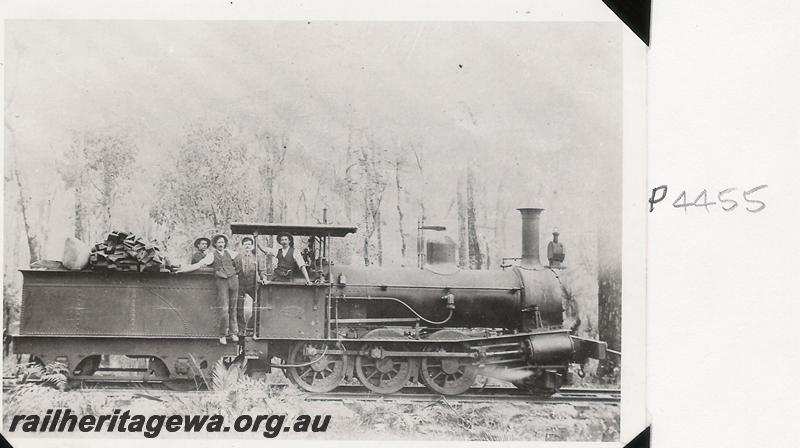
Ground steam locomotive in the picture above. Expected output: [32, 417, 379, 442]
[12, 208, 607, 395]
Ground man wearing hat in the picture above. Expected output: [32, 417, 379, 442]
[177, 234, 240, 344]
[260, 232, 312, 284]
[191, 237, 211, 264]
[546, 228, 566, 268]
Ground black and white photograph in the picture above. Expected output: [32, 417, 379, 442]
[2, 3, 648, 445]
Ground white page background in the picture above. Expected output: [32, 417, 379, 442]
[1, 3, 647, 448]
[650, 1, 799, 446]
[0, 0, 796, 447]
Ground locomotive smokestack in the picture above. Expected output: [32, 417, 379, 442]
[518, 208, 544, 267]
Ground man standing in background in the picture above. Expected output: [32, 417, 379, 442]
[546, 229, 565, 268]
[191, 237, 211, 264]
[235, 237, 261, 336]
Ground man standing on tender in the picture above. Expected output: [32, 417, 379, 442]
[177, 234, 240, 344]
[190, 237, 211, 264]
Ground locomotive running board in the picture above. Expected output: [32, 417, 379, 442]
[570, 336, 608, 361]
[280, 328, 574, 345]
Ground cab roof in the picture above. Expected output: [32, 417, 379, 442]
[229, 222, 358, 237]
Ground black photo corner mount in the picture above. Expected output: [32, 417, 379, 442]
[624, 426, 651, 448]
[0, 432, 13, 448]
[602, 0, 651, 45]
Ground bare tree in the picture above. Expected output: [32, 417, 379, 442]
[466, 168, 482, 269]
[10, 154, 42, 264]
[60, 140, 88, 241]
[254, 131, 288, 223]
[343, 130, 356, 223]
[411, 144, 426, 221]
[598, 232, 621, 352]
[355, 134, 388, 266]
[6, 129, 45, 265]
[392, 146, 408, 263]
[362, 189, 371, 265]
[493, 179, 508, 264]
[456, 175, 468, 268]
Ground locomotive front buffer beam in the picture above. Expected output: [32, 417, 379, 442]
[569, 336, 608, 362]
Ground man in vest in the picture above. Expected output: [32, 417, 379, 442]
[261, 232, 312, 284]
[177, 234, 240, 344]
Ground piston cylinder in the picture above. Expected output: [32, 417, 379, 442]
[524, 331, 575, 364]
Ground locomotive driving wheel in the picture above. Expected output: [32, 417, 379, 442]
[419, 329, 478, 395]
[285, 341, 348, 393]
[354, 328, 413, 394]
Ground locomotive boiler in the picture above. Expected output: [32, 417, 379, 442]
[12, 207, 607, 396]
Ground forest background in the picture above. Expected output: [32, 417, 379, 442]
[3, 21, 622, 348]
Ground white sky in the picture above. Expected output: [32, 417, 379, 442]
[6, 20, 620, 171]
[5, 20, 622, 261]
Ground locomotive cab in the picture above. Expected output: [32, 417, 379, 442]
[229, 222, 358, 342]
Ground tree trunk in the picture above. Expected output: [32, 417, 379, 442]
[456, 176, 468, 268]
[74, 183, 86, 241]
[344, 132, 355, 223]
[102, 170, 113, 234]
[598, 235, 622, 352]
[13, 164, 42, 264]
[375, 208, 383, 266]
[394, 161, 407, 264]
[362, 189, 371, 266]
[494, 179, 506, 266]
[266, 171, 275, 221]
[466, 169, 482, 269]
[412, 145, 426, 221]
[265, 169, 275, 248]
[37, 187, 57, 252]
[298, 190, 308, 222]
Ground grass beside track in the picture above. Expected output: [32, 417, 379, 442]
[3, 357, 620, 441]
[3, 381, 619, 440]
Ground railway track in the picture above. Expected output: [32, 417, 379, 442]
[306, 385, 620, 404]
[3, 379, 619, 404]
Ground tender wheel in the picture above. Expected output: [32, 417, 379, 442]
[68, 355, 102, 388]
[148, 357, 203, 391]
[286, 341, 348, 393]
[354, 328, 413, 394]
[73, 355, 101, 376]
[419, 329, 478, 395]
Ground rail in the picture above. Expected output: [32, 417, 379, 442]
[3, 379, 620, 405]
